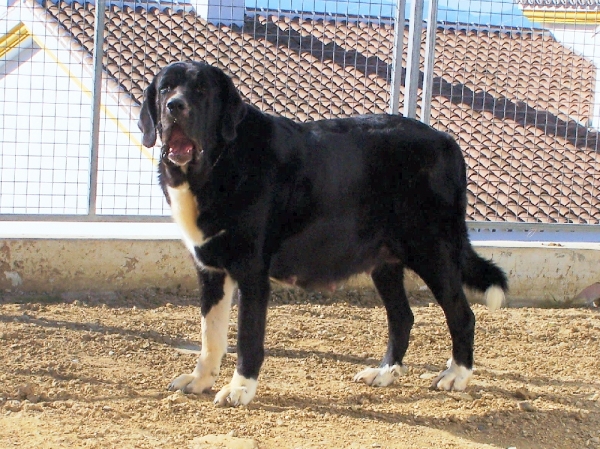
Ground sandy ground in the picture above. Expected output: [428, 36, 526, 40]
[0, 288, 599, 449]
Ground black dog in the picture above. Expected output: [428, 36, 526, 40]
[138, 61, 508, 407]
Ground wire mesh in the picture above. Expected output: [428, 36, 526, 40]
[1, 0, 168, 217]
[1, 17, 90, 214]
[428, 0, 600, 224]
[0, 0, 599, 225]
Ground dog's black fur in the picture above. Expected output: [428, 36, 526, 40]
[139, 61, 508, 405]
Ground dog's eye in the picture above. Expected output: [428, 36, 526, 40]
[159, 85, 171, 95]
[195, 85, 206, 95]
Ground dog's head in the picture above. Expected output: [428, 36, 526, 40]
[138, 61, 247, 166]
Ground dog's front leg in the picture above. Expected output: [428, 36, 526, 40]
[194, 231, 228, 270]
[214, 272, 270, 407]
[168, 270, 235, 394]
[196, 232, 254, 271]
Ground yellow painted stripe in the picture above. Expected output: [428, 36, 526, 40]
[0, 23, 31, 59]
[522, 9, 600, 24]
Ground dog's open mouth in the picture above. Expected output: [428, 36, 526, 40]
[166, 125, 195, 166]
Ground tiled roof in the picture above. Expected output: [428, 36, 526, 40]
[43, 0, 600, 224]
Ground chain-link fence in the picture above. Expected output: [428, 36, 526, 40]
[1, 0, 599, 230]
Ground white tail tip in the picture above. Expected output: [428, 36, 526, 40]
[484, 285, 505, 311]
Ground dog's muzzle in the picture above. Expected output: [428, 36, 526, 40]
[165, 124, 195, 166]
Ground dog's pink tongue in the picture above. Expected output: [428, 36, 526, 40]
[168, 128, 194, 165]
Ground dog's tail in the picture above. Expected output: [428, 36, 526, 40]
[462, 244, 508, 311]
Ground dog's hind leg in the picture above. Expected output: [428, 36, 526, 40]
[354, 262, 412, 387]
[168, 270, 235, 394]
[408, 241, 476, 391]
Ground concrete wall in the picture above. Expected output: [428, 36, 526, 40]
[2, 236, 599, 307]
[0, 239, 196, 294]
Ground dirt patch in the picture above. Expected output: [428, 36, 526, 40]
[0, 290, 599, 449]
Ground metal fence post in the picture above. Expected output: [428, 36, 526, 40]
[389, 0, 407, 115]
[403, 0, 424, 119]
[88, 0, 106, 217]
[421, 0, 438, 125]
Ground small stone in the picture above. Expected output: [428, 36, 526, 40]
[590, 437, 599, 444]
[17, 384, 36, 400]
[515, 387, 536, 400]
[190, 434, 258, 449]
[164, 392, 187, 404]
[458, 392, 473, 401]
[22, 402, 43, 412]
[518, 401, 536, 412]
[4, 400, 22, 412]
[420, 372, 437, 380]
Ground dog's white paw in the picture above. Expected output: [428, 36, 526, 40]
[168, 371, 216, 394]
[353, 364, 407, 387]
[214, 372, 258, 407]
[431, 359, 472, 391]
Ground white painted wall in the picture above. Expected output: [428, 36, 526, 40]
[0, 38, 168, 216]
[1, 43, 89, 213]
[545, 22, 600, 129]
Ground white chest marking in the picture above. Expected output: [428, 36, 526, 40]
[167, 183, 205, 258]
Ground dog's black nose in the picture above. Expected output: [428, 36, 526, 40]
[167, 98, 187, 114]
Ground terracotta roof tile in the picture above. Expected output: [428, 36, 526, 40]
[39, 0, 600, 224]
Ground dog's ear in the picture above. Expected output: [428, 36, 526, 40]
[219, 72, 246, 142]
[138, 79, 158, 148]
